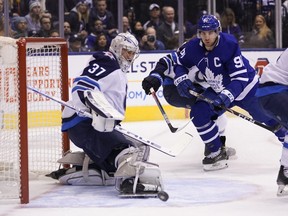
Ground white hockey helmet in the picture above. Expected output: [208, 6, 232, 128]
[109, 32, 140, 72]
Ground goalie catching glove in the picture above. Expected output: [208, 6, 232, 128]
[84, 90, 124, 132]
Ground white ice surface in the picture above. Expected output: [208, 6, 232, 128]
[1, 117, 288, 216]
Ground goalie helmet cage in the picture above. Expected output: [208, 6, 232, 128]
[0, 37, 70, 204]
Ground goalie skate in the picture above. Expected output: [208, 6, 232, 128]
[115, 147, 169, 201]
[276, 165, 288, 197]
[118, 178, 169, 201]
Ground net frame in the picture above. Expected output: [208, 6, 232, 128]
[0, 37, 70, 204]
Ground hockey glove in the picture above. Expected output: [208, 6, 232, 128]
[213, 89, 234, 115]
[274, 126, 287, 143]
[174, 74, 196, 98]
[142, 73, 162, 95]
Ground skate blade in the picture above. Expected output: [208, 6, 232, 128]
[119, 193, 158, 199]
[277, 185, 288, 197]
[203, 160, 228, 171]
[119, 190, 169, 201]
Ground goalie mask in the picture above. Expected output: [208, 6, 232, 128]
[109, 32, 140, 73]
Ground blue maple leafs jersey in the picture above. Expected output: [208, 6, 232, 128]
[174, 32, 259, 101]
[150, 52, 208, 88]
[62, 51, 127, 131]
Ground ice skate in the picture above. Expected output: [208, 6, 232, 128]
[202, 148, 228, 171]
[276, 165, 288, 196]
[219, 136, 236, 158]
[204, 145, 236, 158]
[204, 136, 236, 158]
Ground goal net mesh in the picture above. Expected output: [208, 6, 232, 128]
[0, 37, 69, 203]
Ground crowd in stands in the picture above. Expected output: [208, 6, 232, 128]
[1, 0, 287, 52]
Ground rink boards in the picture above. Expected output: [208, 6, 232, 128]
[0, 50, 282, 128]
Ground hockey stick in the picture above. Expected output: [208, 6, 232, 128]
[27, 86, 182, 157]
[189, 90, 278, 132]
[150, 88, 191, 133]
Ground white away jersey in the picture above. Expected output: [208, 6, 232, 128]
[260, 48, 288, 85]
[62, 51, 127, 131]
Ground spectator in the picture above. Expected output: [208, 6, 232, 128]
[214, 11, 220, 20]
[122, 16, 132, 34]
[183, 19, 195, 41]
[157, 6, 179, 50]
[220, 8, 244, 46]
[68, 34, 86, 52]
[49, 28, 60, 37]
[25, 0, 42, 35]
[35, 16, 53, 37]
[140, 26, 165, 51]
[12, 16, 29, 39]
[0, 16, 13, 37]
[66, 0, 90, 41]
[84, 19, 111, 51]
[45, 0, 79, 27]
[88, 0, 117, 36]
[131, 20, 145, 42]
[124, 7, 136, 29]
[94, 32, 109, 51]
[0, 16, 12, 37]
[245, 14, 275, 48]
[10, 0, 30, 17]
[143, 3, 163, 31]
[63, 21, 72, 41]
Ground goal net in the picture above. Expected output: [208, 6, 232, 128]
[0, 37, 70, 204]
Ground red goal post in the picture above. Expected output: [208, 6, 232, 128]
[0, 37, 70, 204]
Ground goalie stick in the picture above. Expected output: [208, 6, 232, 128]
[189, 90, 279, 132]
[150, 88, 191, 133]
[27, 86, 187, 157]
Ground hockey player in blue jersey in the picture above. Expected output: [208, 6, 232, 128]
[48, 33, 166, 197]
[141, 51, 236, 158]
[171, 14, 286, 171]
[256, 48, 288, 196]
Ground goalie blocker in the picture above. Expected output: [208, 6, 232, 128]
[84, 90, 124, 132]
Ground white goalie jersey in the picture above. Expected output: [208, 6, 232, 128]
[62, 51, 127, 132]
